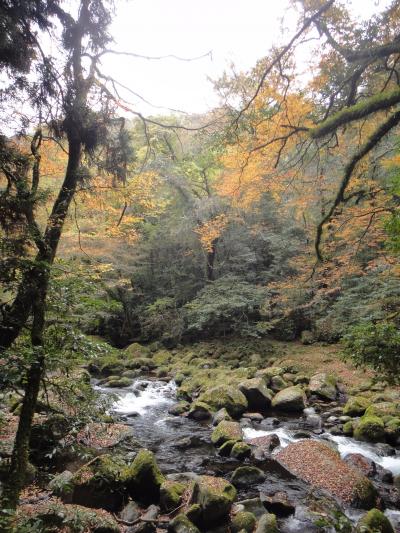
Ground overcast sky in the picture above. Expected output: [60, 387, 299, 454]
[101, 0, 387, 116]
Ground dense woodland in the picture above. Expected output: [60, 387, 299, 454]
[0, 1, 400, 532]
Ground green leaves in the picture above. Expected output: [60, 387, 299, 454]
[342, 321, 400, 383]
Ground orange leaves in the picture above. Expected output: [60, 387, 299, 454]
[194, 214, 228, 252]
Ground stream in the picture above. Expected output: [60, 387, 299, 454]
[96, 377, 400, 532]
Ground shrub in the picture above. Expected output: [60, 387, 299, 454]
[342, 321, 400, 383]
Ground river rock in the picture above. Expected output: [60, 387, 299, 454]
[276, 440, 377, 508]
[48, 470, 74, 501]
[231, 466, 266, 488]
[255, 512, 278, 533]
[354, 415, 385, 443]
[231, 511, 257, 532]
[271, 386, 306, 412]
[120, 500, 141, 522]
[122, 448, 165, 504]
[365, 402, 400, 418]
[190, 475, 237, 528]
[355, 508, 394, 532]
[256, 367, 285, 381]
[343, 396, 371, 416]
[212, 407, 232, 426]
[169, 514, 201, 533]
[269, 375, 287, 392]
[385, 418, 400, 446]
[239, 378, 273, 410]
[169, 401, 190, 416]
[211, 420, 242, 446]
[247, 434, 280, 453]
[260, 491, 295, 517]
[344, 453, 393, 483]
[231, 441, 251, 460]
[69, 454, 125, 511]
[198, 386, 248, 418]
[308, 373, 337, 401]
[160, 480, 186, 511]
[188, 401, 212, 421]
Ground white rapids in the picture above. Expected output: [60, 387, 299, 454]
[96, 379, 177, 416]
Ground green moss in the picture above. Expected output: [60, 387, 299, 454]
[354, 478, 378, 509]
[356, 508, 394, 532]
[169, 514, 201, 533]
[198, 386, 248, 417]
[354, 415, 385, 442]
[122, 448, 165, 504]
[160, 480, 186, 511]
[231, 511, 256, 533]
[211, 421, 242, 446]
[365, 402, 400, 418]
[310, 86, 400, 140]
[256, 512, 278, 532]
[218, 440, 237, 457]
[230, 441, 251, 460]
[343, 420, 354, 436]
[343, 396, 371, 416]
[185, 503, 202, 524]
[104, 377, 132, 388]
[191, 475, 237, 528]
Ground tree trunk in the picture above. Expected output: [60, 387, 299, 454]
[0, 139, 82, 526]
[206, 239, 218, 281]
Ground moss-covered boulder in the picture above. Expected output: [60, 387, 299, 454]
[343, 420, 354, 436]
[169, 514, 201, 533]
[125, 357, 156, 370]
[70, 455, 125, 511]
[231, 511, 257, 532]
[169, 400, 190, 416]
[188, 401, 212, 421]
[365, 402, 400, 419]
[255, 512, 278, 533]
[48, 470, 74, 501]
[384, 417, 400, 445]
[230, 441, 251, 460]
[160, 480, 186, 511]
[231, 466, 266, 488]
[343, 396, 371, 417]
[308, 372, 337, 401]
[211, 420, 242, 446]
[190, 475, 237, 528]
[256, 367, 285, 383]
[16, 502, 120, 533]
[125, 342, 151, 358]
[122, 448, 165, 504]
[354, 415, 385, 443]
[198, 386, 248, 418]
[217, 439, 237, 457]
[239, 378, 273, 410]
[212, 407, 232, 426]
[355, 508, 394, 532]
[104, 376, 132, 388]
[271, 386, 306, 412]
[269, 375, 288, 392]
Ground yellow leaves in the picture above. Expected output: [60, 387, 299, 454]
[195, 214, 228, 252]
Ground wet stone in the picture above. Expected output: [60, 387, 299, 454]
[260, 491, 295, 517]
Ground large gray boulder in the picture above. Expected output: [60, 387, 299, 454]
[271, 386, 306, 412]
[239, 378, 273, 411]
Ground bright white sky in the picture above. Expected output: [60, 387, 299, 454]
[102, 0, 386, 116]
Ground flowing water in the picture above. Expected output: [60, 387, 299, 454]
[96, 378, 400, 532]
